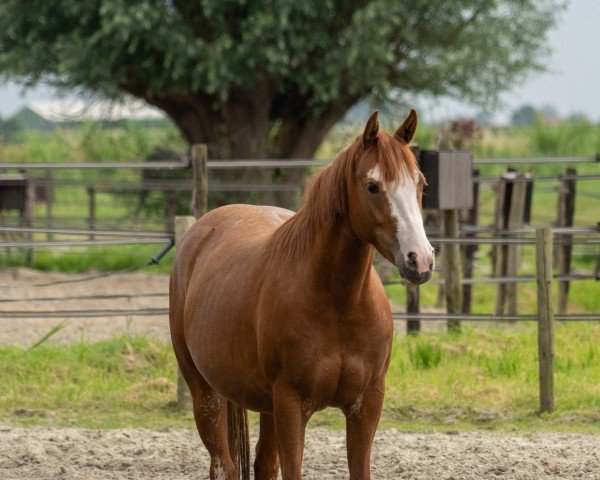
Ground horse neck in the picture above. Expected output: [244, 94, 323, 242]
[307, 214, 374, 305]
[271, 146, 374, 304]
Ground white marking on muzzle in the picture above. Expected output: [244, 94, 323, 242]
[368, 165, 434, 274]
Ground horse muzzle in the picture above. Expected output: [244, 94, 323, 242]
[397, 250, 434, 285]
[397, 267, 432, 286]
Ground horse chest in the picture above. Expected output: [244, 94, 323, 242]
[301, 321, 392, 409]
[334, 339, 390, 401]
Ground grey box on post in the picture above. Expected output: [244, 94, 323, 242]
[418, 150, 474, 210]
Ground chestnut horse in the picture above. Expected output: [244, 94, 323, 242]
[170, 110, 434, 480]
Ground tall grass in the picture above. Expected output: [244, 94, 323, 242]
[2, 122, 186, 163]
[529, 120, 600, 157]
[407, 337, 443, 370]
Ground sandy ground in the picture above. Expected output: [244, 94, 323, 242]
[5, 269, 598, 479]
[0, 267, 172, 346]
[0, 427, 599, 479]
[0, 268, 443, 346]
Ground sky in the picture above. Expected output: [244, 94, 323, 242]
[417, 0, 600, 123]
[0, 0, 599, 124]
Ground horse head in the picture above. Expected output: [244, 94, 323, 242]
[346, 109, 434, 285]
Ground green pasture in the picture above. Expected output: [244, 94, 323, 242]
[1, 323, 599, 432]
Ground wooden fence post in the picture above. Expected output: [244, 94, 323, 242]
[505, 173, 528, 316]
[536, 227, 554, 414]
[494, 171, 529, 316]
[174, 215, 196, 409]
[556, 167, 576, 314]
[45, 170, 54, 240]
[461, 169, 479, 314]
[87, 186, 96, 240]
[492, 178, 507, 313]
[177, 144, 208, 409]
[443, 209, 461, 332]
[166, 198, 178, 234]
[595, 223, 600, 280]
[406, 285, 420, 334]
[23, 174, 35, 264]
[191, 144, 208, 218]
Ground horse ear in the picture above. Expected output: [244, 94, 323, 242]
[395, 109, 418, 144]
[362, 110, 379, 148]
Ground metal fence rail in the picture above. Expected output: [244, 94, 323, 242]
[0, 238, 171, 248]
[392, 312, 600, 322]
[0, 226, 172, 238]
[0, 308, 169, 318]
[1, 154, 599, 170]
[1, 309, 598, 321]
[473, 155, 599, 165]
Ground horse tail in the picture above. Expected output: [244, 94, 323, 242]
[227, 401, 250, 480]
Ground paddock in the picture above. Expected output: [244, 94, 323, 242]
[1, 427, 598, 479]
[1, 150, 598, 479]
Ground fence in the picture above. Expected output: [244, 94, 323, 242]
[1, 147, 599, 413]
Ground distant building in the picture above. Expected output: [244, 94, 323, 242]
[11, 99, 167, 130]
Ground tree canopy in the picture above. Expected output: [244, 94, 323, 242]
[0, 0, 563, 158]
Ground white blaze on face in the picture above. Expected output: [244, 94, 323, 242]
[368, 165, 434, 274]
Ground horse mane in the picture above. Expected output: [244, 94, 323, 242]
[269, 131, 418, 260]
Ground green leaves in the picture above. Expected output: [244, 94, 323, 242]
[0, 0, 564, 102]
[0, 0, 565, 152]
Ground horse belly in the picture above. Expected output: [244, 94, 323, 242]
[183, 240, 274, 412]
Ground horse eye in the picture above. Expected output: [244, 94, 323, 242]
[366, 182, 379, 194]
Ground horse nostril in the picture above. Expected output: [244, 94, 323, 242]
[406, 252, 418, 271]
[429, 263, 434, 272]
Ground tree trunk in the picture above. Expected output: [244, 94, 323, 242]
[144, 90, 357, 209]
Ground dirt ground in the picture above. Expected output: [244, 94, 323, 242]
[3, 269, 599, 479]
[0, 268, 443, 346]
[0, 267, 172, 346]
[0, 426, 598, 479]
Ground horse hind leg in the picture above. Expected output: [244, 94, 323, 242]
[173, 346, 237, 480]
[254, 413, 280, 480]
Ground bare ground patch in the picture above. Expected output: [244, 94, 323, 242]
[0, 427, 599, 479]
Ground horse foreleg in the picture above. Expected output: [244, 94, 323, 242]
[344, 382, 385, 480]
[272, 382, 310, 480]
[254, 412, 280, 480]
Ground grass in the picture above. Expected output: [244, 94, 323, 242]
[1, 324, 599, 432]
[407, 337, 443, 370]
[0, 244, 174, 274]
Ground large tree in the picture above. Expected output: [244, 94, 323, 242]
[0, 0, 563, 158]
